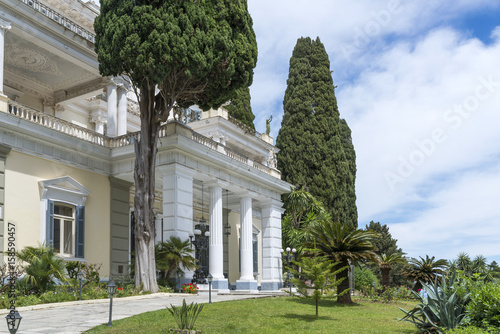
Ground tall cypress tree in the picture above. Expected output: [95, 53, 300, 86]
[225, 86, 255, 129]
[276, 37, 357, 227]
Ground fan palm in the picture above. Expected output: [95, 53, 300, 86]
[155, 236, 197, 279]
[305, 220, 379, 304]
[16, 243, 67, 293]
[378, 252, 407, 290]
[403, 255, 448, 292]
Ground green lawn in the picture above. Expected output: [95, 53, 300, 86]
[86, 296, 418, 334]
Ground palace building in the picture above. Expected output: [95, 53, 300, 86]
[0, 0, 290, 291]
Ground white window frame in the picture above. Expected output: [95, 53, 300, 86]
[39, 176, 89, 260]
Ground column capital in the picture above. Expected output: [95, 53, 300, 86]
[0, 19, 11, 31]
[260, 199, 285, 212]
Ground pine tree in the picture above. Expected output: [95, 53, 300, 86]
[225, 86, 255, 129]
[276, 37, 357, 226]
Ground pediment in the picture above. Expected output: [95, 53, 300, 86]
[39, 176, 90, 206]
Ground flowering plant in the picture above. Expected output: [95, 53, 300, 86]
[182, 283, 199, 294]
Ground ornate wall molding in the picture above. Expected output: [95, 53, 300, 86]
[5, 44, 62, 76]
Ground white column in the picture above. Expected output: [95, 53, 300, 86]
[208, 184, 228, 291]
[236, 195, 258, 291]
[260, 199, 285, 291]
[0, 19, 11, 96]
[161, 164, 195, 242]
[160, 164, 195, 280]
[106, 82, 117, 137]
[117, 87, 127, 136]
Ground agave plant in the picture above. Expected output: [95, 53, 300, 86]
[399, 270, 469, 333]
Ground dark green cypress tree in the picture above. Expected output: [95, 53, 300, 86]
[276, 37, 357, 227]
[225, 86, 255, 129]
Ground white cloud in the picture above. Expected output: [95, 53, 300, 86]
[248, 0, 500, 262]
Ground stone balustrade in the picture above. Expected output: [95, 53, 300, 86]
[5, 100, 280, 177]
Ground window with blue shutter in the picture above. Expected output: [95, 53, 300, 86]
[75, 206, 85, 258]
[46, 200, 54, 248]
[46, 202, 84, 258]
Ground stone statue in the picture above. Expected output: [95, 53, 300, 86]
[266, 115, 273, 135]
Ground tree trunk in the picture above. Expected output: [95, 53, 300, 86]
[133, 80, 162, 292]
[337, 260, 352, 304]
[381, 267, 391, 291]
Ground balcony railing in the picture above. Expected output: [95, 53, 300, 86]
[5, 101, 279, 177]
[18, 0, 95, 43]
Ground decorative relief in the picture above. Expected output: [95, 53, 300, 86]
[40, 0, 95, 33]
[267, 148, 277, 169]
[127, 99, 140, 116]
[5, 44, 62, 76]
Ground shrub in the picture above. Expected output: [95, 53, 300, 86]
[465, 282, 500, 330]
[65, 261, 102, 287]
[445, 326, 490, 334]
[182, 283, 198, 294]
[354, 266, 380, 295]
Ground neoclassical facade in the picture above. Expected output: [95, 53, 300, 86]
[0, 0, 290, 291]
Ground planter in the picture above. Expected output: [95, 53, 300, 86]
[169, 329, 201, 334]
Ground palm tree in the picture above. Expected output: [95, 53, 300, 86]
[403, 255, 448, 292]
[305, 220, 379, 304]
[155, 236, 197, 280]
[456, 252, 472, 274]
[378, 253, 407, 290]
[282, 189, 329, 255]
[16, 243, 67, 293]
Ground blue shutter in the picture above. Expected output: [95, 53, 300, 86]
[75, 206, 85, 258]
[253, 239, 258, 273]
[46, 200, 54, 247]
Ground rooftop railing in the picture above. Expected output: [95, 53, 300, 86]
[5, 101, 278, 177]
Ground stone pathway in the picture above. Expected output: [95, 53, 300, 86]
[0, 292, 278, 334]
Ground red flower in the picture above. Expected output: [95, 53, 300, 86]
[117, 287, 123, 290]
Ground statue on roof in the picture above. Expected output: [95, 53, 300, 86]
[266, 115, 273, 135]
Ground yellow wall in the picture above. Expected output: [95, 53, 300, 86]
[4, 151, 111, 276]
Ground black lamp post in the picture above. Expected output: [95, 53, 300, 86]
[77, 271, 84, 300]
[281, 247, 296, 296]
[5, 310, 21, 334]
[189, 227, 210, 285]
[107, 280, 117, 327]
[207, 274, 213, 304]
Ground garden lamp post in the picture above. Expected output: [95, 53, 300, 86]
[207, 274, 213, 304]
[77, 271, 84, 300]
[5, 310, 21, 334]
[282, 247, 296, 296]
[107, 280, 117, 327]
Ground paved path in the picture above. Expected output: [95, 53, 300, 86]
[0, 292, 278, 334]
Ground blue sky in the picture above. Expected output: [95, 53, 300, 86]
[247, 0, 500, 263]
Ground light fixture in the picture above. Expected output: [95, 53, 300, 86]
[207, 274, 213, 304]
[224, 189, 231, 236]
[5, 310, 22, 334]
[77, 271, 84, 300]
[107, 280, 117, 327]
